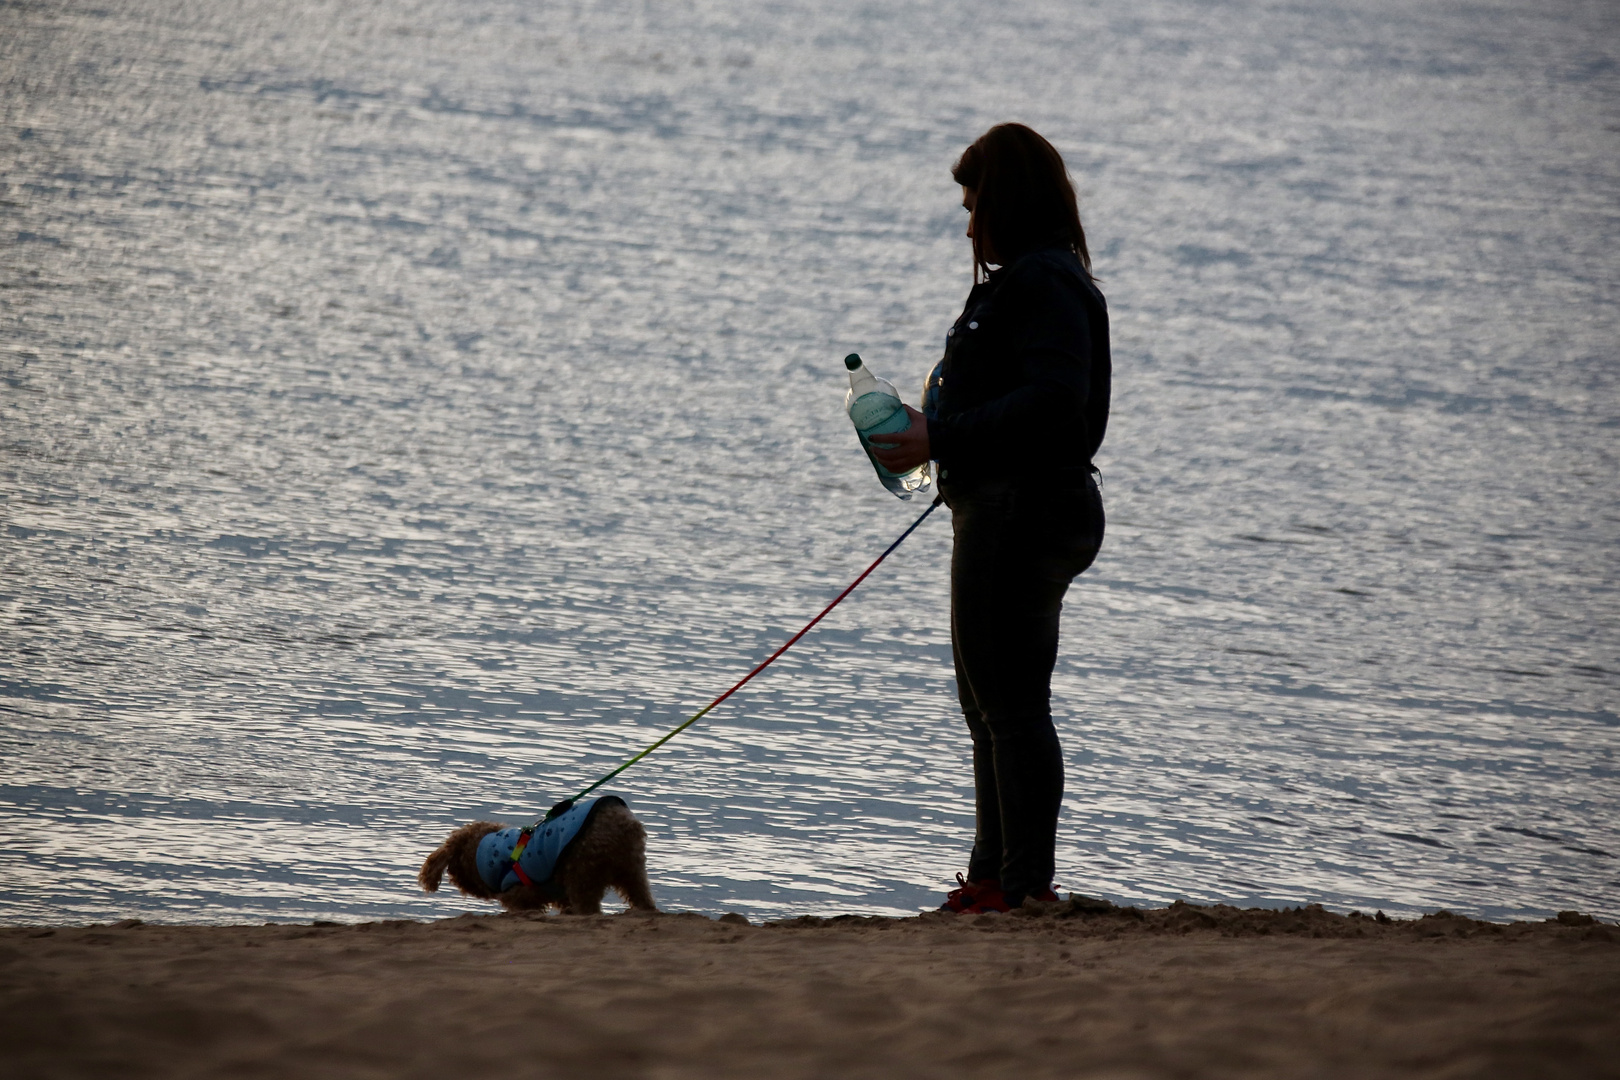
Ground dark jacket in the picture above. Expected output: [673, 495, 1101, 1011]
[925, 246, 1110, 494]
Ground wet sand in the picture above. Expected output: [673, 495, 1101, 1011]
[4, 902, 1617, 1079]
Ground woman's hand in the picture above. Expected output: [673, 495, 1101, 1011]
[869, 404, 931, 472]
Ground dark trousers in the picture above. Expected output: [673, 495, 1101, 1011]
[947, 476, 1103, 906]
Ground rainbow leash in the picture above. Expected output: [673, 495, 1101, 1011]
[543, 495, 944, 822]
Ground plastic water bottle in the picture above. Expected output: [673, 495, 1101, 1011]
[844, 353, 932, 499]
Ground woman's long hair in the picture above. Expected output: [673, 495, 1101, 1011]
[952, 123, 1092, 282]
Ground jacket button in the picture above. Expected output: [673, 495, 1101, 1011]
[967, 321, 978, 330]
[946, 328, 954, 336]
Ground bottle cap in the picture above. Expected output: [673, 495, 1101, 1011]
[844, 353, 862, 371]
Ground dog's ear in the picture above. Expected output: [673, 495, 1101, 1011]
[418, 838, 456, 894]
[420, 821, 504, 897]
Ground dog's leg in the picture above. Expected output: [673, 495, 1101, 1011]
[562, 872, 605, 916]
[499, 886, 554, 913]
[614, 869, 658, 912]
[553, 803, 655, 914]
[598, 807, 656, 911]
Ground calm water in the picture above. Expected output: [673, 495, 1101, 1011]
[2, 0, 1616, 925]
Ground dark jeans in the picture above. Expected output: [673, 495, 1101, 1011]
[947, 476, 1104, 906]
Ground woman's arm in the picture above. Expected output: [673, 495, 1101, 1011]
[869, 404, 932, 472]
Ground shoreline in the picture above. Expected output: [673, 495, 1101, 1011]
[8, 895, 1616, 933]
[7, 901, 1617, 1078]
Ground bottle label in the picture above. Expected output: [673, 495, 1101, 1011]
[850, 391, 908, 443]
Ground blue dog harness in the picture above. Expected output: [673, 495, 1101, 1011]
[474, 796, 623, 894]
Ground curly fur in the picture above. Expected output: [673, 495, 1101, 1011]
[419, 803, 657, 915]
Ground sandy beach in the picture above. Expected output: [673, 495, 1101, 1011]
[5, 901, 1616, 1079]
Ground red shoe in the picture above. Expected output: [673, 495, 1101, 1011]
[959, 886, 1011, 914]
[965, 885, 1061, 914]
[939, 872, 1000, 913]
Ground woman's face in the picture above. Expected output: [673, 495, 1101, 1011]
[961, 186, 997, 264]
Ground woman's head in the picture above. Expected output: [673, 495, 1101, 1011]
[952, 123, 1090, 279]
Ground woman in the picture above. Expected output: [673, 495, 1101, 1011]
[872, 123, 1110, 913]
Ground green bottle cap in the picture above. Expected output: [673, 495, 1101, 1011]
[844, 353, 862, 371]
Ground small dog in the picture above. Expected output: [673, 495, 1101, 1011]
[419, 795, 657, 915]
